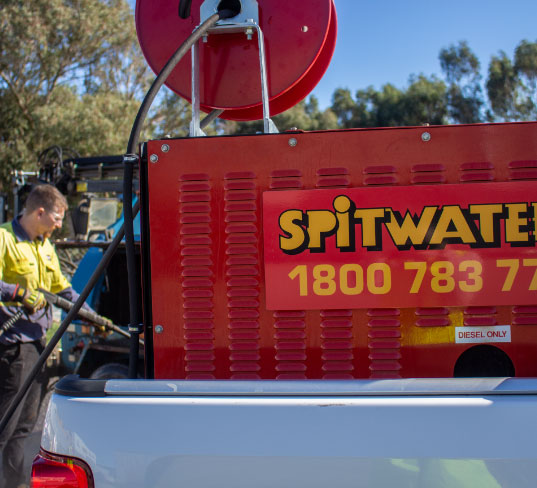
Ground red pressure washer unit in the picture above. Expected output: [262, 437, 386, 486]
[136, 1, 537, 380]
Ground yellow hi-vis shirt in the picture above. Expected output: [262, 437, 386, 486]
[0, 220, 72, 343]
[0, 222, 70, 300]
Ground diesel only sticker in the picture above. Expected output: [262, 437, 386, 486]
[455, 326, 511, 344]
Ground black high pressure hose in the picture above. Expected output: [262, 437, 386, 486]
[0, 8, 233, 436]
[123, 10, 238, 378]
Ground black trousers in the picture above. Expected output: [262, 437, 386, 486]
[0, 340, 45, 488]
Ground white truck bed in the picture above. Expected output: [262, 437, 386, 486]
[42, 377, 537, 487]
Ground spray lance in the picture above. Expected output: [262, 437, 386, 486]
[0, 291, 142, 344]
[37, 289, 144, 345]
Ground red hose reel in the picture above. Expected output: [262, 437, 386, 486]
[135, 0, 337, 121]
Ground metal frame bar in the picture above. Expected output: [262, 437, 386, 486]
[189, 8, 278, 136]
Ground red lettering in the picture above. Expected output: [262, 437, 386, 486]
[487, 330, 507, 338]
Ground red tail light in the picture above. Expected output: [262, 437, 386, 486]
[31, 449, 94, 488]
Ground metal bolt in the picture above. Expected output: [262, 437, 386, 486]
[202, 35, 208, 43]
[150, 154, 159, 163]
[421, 132, 431, 142]
[288, 137, 298, 147]
[302, 26, 309, 33]
[245, 27, 253, 40]
[155, 325, 164, 334]
[161, 144, 170, 153]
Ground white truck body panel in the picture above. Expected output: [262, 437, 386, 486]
[41, 378, 537, 487]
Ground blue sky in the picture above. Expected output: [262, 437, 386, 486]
[313, 0, 537, 108]
[131, 0, 537, 109]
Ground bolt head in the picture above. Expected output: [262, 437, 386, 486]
[421, 132, 431, 142]
[288, 137, 298, 147]
[150, 154, 159, 163]
[161, 144, 170, 153]
[155, 325, 164, 334]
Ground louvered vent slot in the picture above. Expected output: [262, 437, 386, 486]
[415, 307, 451, 327]
[315, 167, 354, 378]
[320, 310, 354, 379]
[363, 165, 398, 186]
[180, 173, 215, 379]
[459, 162, 494, 182]
[411, 163, 446, 185]
[316, 167, 351, 188]
[269, 169, 303, 190]
[273, 311, 307, 379]
[508, 160, 537, 180]
[270, 169, 305, 378]
[512, 306, 537, 326]
[463, 306, 498, 326]
[224, 172, 261, 379]
[367, 308, 402, 378]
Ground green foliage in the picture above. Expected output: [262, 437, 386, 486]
[148, 89, 192, 139]
[439, 41, 483, 123]
[0, 0, 151, 189]
[486, 53, 519, 120]
[439, 41, 480, 84]
[515, 41, 537, 87]
[331, 39, 537, 128]
[487, 40, 537, 121]
[332, 76, 447, 128]
[331, 88, 359, 128]
[231, 96, 338, 134]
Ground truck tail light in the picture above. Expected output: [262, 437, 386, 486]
[31, 449, 94, 488]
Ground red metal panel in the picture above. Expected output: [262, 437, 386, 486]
[145, 122, 537, 379]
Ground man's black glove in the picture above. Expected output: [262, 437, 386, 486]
[13, 285, 47, 313]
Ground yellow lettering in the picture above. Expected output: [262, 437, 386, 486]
[469, 204, 504, 243]
[505, 203, 530, 243]
[496, 259, 519, 291]
[333, 195, 352, 248]
[313, 264, 336, 295]
[430, 206, 476, 245]
[279, 210, 306, 253]
[404, 261, 427, 293]
[386, 207, 437, 247]
[354, 208, 386, 248]
[288, 265, 308, 296]
[523, 259, 537, 291]
[459, 260, 483, 292]
[306, 210, 337, 250]
[367, 263, 391, 294]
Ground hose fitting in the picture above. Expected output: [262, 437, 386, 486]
[217, 0, 241, 19]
